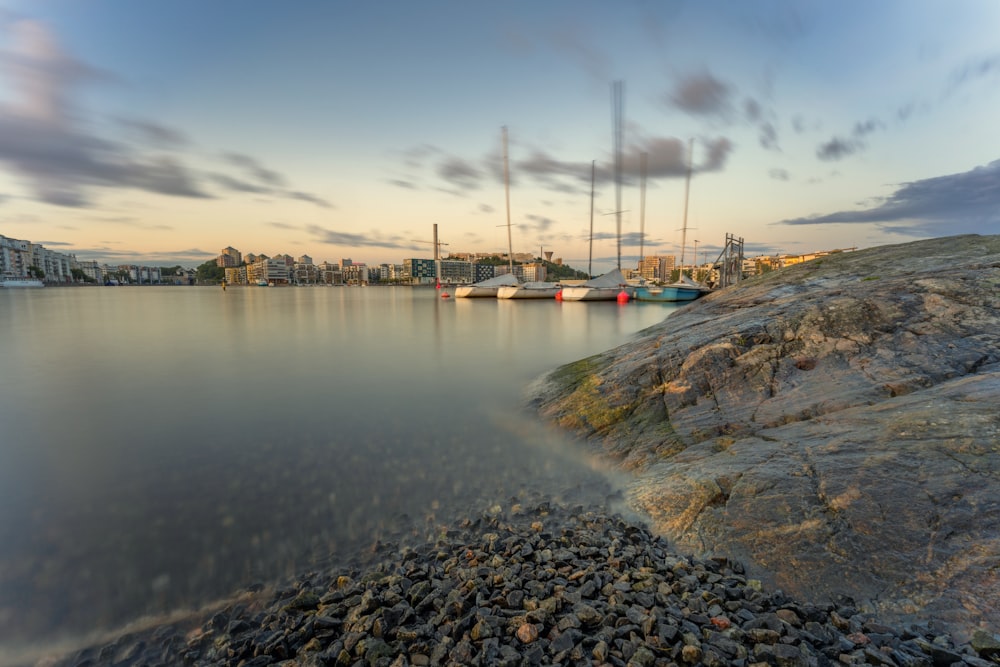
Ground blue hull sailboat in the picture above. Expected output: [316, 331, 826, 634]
[635, 138, 708, 303]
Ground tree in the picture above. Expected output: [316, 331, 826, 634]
[540, 260, 588, 281]
[159, 265, 183, 276]
[27, 265, 45, 279]
[195, 260, 225, 284]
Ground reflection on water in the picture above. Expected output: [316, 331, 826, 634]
[0, 286, 678, 650]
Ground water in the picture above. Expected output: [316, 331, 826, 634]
[0, 286, 677, 653]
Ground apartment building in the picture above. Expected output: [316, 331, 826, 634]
[1, 233, 74, 282]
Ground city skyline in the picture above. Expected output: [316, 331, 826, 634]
[1, 1, 999, 275]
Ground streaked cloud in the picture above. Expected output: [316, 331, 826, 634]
[776, 158, 1000, 235]
[0, 19, 329, 210]
[306, 225, 423, 251]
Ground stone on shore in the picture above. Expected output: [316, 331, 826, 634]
[531, 234, 1000, 639]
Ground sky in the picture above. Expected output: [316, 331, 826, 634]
[1, 0, 999, 273]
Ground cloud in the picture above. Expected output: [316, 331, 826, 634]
[115, 117, 189, 148]
[776, 158, 1000, 236]
[436, 156, 483, 191]
[524, 213, 556, 233]
[286, 190, 332, 208]
[816, 116, 886, 161]
[0, 19, 214, 206]
[0, 19, 329, 210]
[769, 168, 790, 181]
[68, 245, 214, 266]
[816, 136, 859, 161]
[222, 152, 286, 188]
[947, 54, 1000, 90]
[306, 225, 423, 251]
[669, 72, 733, 117]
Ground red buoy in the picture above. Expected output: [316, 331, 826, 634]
[616, 289, 629, 303]
[554, 290, 563, 301]
[441, 292, 450, 299]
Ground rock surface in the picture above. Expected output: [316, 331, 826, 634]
[530, 234, 1000, 639]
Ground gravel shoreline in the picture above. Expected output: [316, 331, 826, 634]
[50, 493, 999, 667]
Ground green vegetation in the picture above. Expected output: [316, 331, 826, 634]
[70, 268, 95, 283]
[195, 260, 225, 284]
[27, 265, 45, 279]
[159, 265, 184, 276]
[541, 259, 589, 280]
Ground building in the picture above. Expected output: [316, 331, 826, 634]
[403, 258, 436, 285]
[637, 255, 676, 281]
[520, 262, 547, 282]
[216, 246, 242, 267]
[225, 266, 248, 285]
[317, 261, 341, 284]
[342, 263, 368, 285]
[472, 263, 496, 282]
[1, 233, 74, 282]
[439, 259, 473, 284]
[247, 257, 289, 285]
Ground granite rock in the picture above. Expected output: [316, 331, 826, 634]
[531, 234, 1000, 638]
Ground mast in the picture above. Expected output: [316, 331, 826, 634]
[588, 160, 595, 278]
[611, 81, 624, 271]
[679, 138, 694, 277]
[502, 126, 514, 276]
[433, 223, 441, 287]
[639, 151, 647, 271]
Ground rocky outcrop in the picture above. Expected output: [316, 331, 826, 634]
[531, 234, 1000, 639]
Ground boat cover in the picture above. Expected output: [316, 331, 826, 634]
[471, 273, 519, 287]
[582, 268, 627, 288]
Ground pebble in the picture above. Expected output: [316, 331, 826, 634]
[48, 492, 997, 667]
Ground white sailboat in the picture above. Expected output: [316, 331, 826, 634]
[454, 272, 519, 297]
[559, 81, 631, 303]
[558, 268, 631, 301]
[496, 280, 560, 299]
[456, 126, 520, 299]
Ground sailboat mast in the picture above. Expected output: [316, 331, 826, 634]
[679, 138, 694, 276]
[588, 160, 595, 278]
[502, 126, 514, 276]
[612, 81, 624, 272]
[639, 151, 647, 270]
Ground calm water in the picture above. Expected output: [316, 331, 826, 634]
[0, 286, 677, 653]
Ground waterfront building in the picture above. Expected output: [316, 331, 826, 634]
[317, 261, 341, 285]
[637, 255, 675, 281]
[440, 259, 472, 284]
[403, 258, 436, 285]
[342, 263, 368, 285]
[472, 263, 495, 282]
[247, 257, 289, 284]
[217, 246, 242, 267]
[225, 266, 247, 285]
[521, 262, 547, 282]
[2, 233, 74, 282]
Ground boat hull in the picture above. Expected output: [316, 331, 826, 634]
[496, 285, 560, 299]
[633, 285, 704, 302]
[560, 286, 634, 301]
[1, 279, 44, 288]
[454, 286, 500, 298]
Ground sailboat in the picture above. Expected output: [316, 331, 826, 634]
[558, 268, 632, 301]
[634, 138, 709, 303]
[455, 271, 518, 297]
[497, 280, 561, 299]
[559, 81, 632, 303]
[456, 126, 540, 299]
